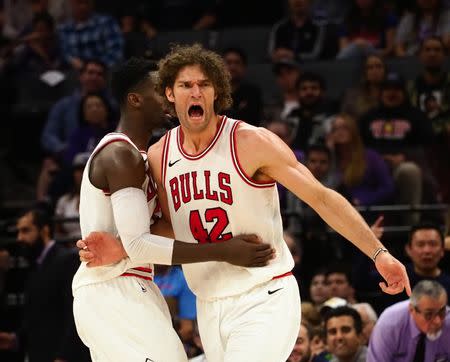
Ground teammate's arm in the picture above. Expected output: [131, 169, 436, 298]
[81, 140, 274, 267]
[235, 124, 411, 296]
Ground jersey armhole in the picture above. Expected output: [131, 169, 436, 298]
[229, 121, 276, 188]
[160, 130, 172, 191]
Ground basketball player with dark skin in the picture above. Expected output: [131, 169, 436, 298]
[84, 58, 275, 268]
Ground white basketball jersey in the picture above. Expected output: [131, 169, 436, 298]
[72, 133, 157, 292]
[163, 117, 294, 300]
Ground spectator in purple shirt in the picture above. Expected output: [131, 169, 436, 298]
[64, 92, 116, 165]
[328, 113, 394, 206]
[368, 280, 450, 362]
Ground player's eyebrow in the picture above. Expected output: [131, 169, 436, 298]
[176, 78, 211, 85]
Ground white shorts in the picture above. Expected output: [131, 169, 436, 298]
[73, 276, 188, 362]
[196, 274, 301, 362]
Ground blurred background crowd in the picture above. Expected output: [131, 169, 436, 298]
[0, 0, 449, 361]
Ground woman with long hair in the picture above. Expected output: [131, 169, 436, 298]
[341, 54, 387, 119]
[328, 114, 394, 206]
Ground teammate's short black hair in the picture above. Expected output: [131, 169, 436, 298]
[222, 47, 248, 65]
[323, 306, 363, 335]
[111, 57, 157, 107]
[409, 221, 444, 246]
[296, 72, 326, 91]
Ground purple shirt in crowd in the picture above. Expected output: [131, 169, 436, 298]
[336, 148, 394, 206]
[367, 300, 450, 362]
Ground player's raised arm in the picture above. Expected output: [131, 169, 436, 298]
[235, 123, 411, 296]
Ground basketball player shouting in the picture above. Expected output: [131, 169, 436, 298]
[80, 45, 411, 362]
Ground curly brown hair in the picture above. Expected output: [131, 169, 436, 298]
[156, 44, 232, 115]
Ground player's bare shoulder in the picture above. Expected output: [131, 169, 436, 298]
[89, 140, 142, 188]
[234, 122, 285, 162]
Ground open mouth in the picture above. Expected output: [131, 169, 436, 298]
[188, 105, 204, 118]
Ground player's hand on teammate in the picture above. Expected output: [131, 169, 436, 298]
[220, 234, 275, 267]
[375, 251, 412, 296]
[77, 232, 126, 267]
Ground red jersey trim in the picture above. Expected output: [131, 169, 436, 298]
[230, 121, 276, 188]
[120, 273, 153, 281]
[272, 271, 292, 280]
[176, 116, 227, 160]
[132, 266, 153, 273]
[161, 131, 171, 190]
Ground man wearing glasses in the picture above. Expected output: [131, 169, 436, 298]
[368, 280, 450, 362]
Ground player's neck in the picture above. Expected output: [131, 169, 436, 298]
[118, 117, 153, 151]
[181, 114, 221, 154]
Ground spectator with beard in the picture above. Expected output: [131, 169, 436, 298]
[368, 280, 450, 361]
[341, 54, 387, 120]
[324, 306, 367, 362]
[268, 0, 327, 62]
[287, 323, 313, 362]
[286, 72, 337, 150]
[222, 47, 263, 126]
[0, 208, 89, 361]
[359, 71, 434, 223]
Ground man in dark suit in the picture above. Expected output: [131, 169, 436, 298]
[0, 208, 90, 362]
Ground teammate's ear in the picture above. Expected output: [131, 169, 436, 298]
[165, 87, 175, 103]
[128, 93, 141, 107]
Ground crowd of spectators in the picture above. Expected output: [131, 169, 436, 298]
[0, 0, 449, 361]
